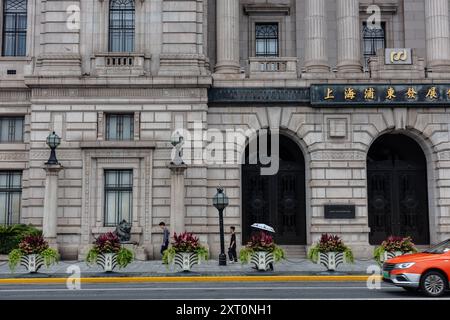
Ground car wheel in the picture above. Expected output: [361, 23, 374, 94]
[420, 271, 448, 297]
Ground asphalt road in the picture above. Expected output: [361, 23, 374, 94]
[0, 281, 449, 300]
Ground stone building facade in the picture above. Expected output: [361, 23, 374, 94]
[1, 0, 450, 259]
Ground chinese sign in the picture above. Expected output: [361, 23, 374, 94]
[310, 84, 450, 106]
[385, 48, 413, 65]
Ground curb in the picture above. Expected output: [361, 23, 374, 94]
[0, 275, 380, 284]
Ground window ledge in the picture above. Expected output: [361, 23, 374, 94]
[244, 4, 290, 16]
[0, 57, 31, 62]
[80, 141, 155, 149]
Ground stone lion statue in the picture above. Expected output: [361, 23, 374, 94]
[114, 220, 132, 242]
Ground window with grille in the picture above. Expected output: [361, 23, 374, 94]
[363, 22, 386, 70]
[104, 170, 133, 227]
[0, 171, 22, 225]
[109, 0, 135, 52]
[255, 23, 279, 57]
[106, 114, 134, 141]
[0, 117, 24, 142]
[2, 0, 27, 56]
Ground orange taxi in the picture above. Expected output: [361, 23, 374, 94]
[383, 239, 450, 297]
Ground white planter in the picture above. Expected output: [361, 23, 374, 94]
[383, 251, 410, 262]
[21, 254, 44, 273]
[250, 251, 274, 271]
[174, 252, 198, 272]
[317, 252, 345, 271]
[97, 253, 117, 272]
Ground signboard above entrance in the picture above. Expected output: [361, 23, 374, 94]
[310, 84, 450, 106]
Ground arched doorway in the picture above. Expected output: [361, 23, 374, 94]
[242, 133, 306, 245]
[367, 133, 430, 245]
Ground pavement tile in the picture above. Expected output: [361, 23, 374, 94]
[0, 258, 378, 278]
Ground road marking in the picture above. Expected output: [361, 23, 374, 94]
[0, 275, 379, 284]
[0, 286, 399, 293]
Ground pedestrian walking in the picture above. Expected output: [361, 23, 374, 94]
[228, 226, 238, 263]
[159, 221, 170, 256]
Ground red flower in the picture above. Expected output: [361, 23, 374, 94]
[18, 235, 49, 255]
[171, 232, 201, 252]
[93, 232, 122, 254]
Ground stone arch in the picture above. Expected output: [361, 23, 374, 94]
[239, 128, 311, 245]
[366, 128, 438, 244]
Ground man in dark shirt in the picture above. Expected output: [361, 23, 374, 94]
[228, 226, 238, 263]
[159, 221, 170, 256]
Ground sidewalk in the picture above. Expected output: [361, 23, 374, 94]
[0, 258, 378, 279]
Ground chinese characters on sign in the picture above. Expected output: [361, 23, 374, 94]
[310, 84, 450, 106]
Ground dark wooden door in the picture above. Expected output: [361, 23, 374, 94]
[242, 135, 306, 245]
[368, 134, 430, 245]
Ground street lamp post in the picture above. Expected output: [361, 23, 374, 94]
[213, 187, 229, 266]
[45, 131, 61, 165]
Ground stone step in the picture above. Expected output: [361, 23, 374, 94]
[279, 245, 307, 259]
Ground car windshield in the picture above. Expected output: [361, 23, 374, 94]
[423, 239, 450, 254]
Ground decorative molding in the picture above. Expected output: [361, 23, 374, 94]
[32, 88, 206, 99]
[208, 88, 310, 104]
[30, 150, 81, 160]
[438, 151, 450, 160]
[81, 148, 153, 248]
[359, 3, 398, 14]
[310, 151, 366, 161]
[0, 90, 31, 102]
[244, 4, 291, 15]
[0, 152, 28, 161]
[80, 141, 155, 149]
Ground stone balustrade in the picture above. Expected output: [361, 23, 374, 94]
[249, 57, 298, 79]
[90, 53, 151, 77]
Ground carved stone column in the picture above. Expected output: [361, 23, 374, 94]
[42, 164, 63, 249]
[215, 0, 240, 74]
[336, 0, 362, 73]
[304, 0, 329, 73]
[425, 0, 450, 73]
[168, 164, 187, 235]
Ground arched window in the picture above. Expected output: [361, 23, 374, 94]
[255, 23, 279, 57]
[362, 22, 385, 70]
[2, 0, 27, 56]
[109, 0, 135, 52]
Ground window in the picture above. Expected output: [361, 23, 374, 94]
[2, 0, 27, 56]
[0, 171, 22, 225]
[108, 0, 135, 52]
[104, 170, 132, 227]
[363, 22, 386, 70]
[106, 114, 134, 141]
[0, 117, 23, 142]
[255, 23, 279, 57]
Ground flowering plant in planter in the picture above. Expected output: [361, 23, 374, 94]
[86, 232, 134, 272]
[8, 235, 59, 273]
[373, 236, 417, 265]
[239, 232, 285, 271]
[308, 234, 354, 271]
[162, 232, 209, 271]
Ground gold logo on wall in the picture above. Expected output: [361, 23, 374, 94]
[390, 50, 408, 63]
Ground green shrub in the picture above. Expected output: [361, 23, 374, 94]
[0, 224, 41, 254]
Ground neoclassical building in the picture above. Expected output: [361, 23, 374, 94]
[1, 0, 450, 259]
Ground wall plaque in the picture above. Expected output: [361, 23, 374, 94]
[324, 205, 356, 219]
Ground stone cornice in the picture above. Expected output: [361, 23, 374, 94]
[29, 87, 208, 103]
[80, 141, 156, 149]
[23, 75, 212, 89]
